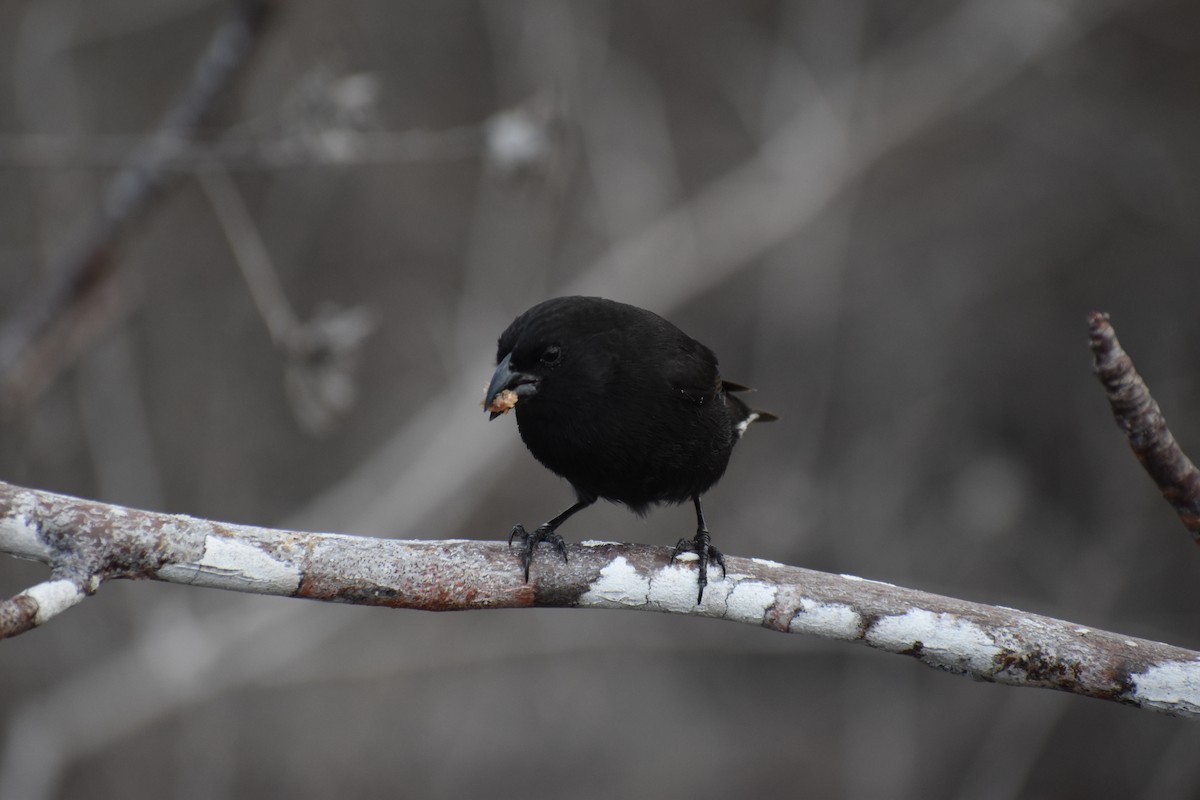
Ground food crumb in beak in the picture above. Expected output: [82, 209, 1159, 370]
[486, 388, 519, 415]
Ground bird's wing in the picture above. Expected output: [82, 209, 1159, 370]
[665, 336, 723, 405]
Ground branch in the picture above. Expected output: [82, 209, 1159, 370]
[1089, 312, 1200, 540]
[0, 0, 274, 413]
[2, 480, 1198, 720]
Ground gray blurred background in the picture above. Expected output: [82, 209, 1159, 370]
[2, 0, 1200, 797]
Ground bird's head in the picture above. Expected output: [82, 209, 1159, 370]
[483, 296, 621, 420]
[483, 344, 563, 420]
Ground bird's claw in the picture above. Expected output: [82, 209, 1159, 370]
[671, 531, 726, 605]
[508, 523, 569, 581]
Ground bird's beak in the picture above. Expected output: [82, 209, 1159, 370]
[484, 352, 539, 420]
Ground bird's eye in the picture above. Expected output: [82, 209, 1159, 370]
[540, 345, 561, 365]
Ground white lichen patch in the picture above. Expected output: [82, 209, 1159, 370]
[579, 540, 620, 547]
[25, 579, 85, 624]
[751, 557, 784, 568]
[789, 598, 862, 640]
[579, 556, 650, 607]
[724, 580, 777, 623]
[585, 558, 729, 613]
[1130, 661, 1200, 716]
[867, 608, 1000, 674]
[158, 535, 301, 594]
[582, 558, 788, 619]
[647, 563, 708, 612]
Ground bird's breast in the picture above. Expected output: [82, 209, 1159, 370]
[514, 391, 737, 507]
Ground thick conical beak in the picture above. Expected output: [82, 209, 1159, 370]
[484, 352, 538, 420]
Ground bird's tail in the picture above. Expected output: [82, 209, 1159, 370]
[724, 383, 778, 438]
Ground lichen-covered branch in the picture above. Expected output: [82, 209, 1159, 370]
[2, 480, 1198, 719]
[1089, 312, 1200, 540]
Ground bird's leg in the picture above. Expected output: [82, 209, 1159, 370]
[672, 494, 727, 604]
[509, 496, 595, 581]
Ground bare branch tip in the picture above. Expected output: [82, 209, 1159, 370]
[1087, 310, 1116, 356]
[1086, 314, 1200, 541]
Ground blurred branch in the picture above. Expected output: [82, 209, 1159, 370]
[570, 0, 1123, 307]
[197, 165, 375, 434]
[0, 75, 561, 421]
[1090, 312, 1200, 541]
[3, 479, 1199, 719]
[0, 0, 274, 414]
[0, 128, 482, 170]
[0, 89, 569, 172]
[0, 91, 563, 179]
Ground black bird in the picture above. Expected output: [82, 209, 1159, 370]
[483, 296, 776, 603]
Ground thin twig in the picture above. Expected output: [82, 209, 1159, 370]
[197, 166, 302, 349]
[1089, 312, 1200, 540]
[0, 129, 483, 170]
[197, 164, 375, 434]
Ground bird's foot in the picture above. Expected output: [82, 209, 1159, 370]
[508, 523, 569, 581]
[671, 530, 726, 604]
